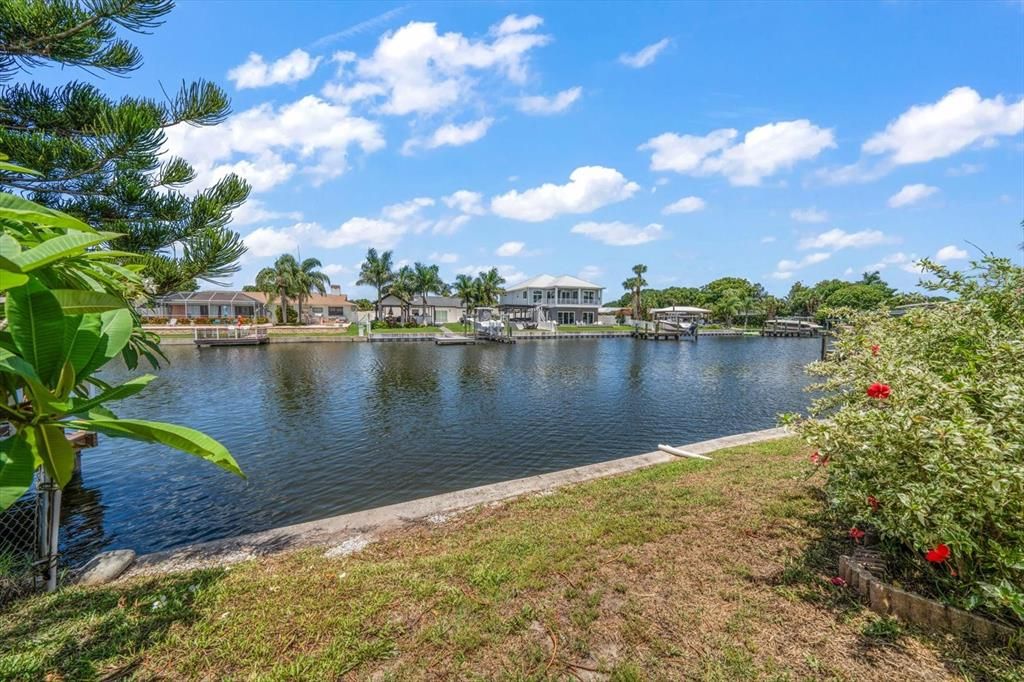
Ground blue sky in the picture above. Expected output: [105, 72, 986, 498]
[82, 1, 1024, 297]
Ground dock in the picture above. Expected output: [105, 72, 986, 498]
[761, 318, 822, 338]
[193, 326, 269, 347]
[631, 321, 697, 342]
[435, 334, 477, 345]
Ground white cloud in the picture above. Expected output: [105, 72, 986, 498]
[232, 198, 303, 226]
[760, 235, 777, 244]
[570, 221, 664, 246]
[777, 252, 831, 271]
[619, 38, 671, 68]
[495, 241, 525, 257]
[493, 14, 543, 36]
[863, 87, 1024, 165]
[432, 214, 472, 235]
[790, 207, 828, 223]
[491, 166, 640, 222]
[442, 190, 486, 215]
[333, 18, 549, 117]
[317, 217, 406, 249]
[946, 162, 983, 177]
[322, 263, 351, 276]
[935, 245, 968, 262]
[242, 226, 299, 257]
[402, 118, 494, 154]
[227, 49, 322, 89]
[429, 252, 459, 263]
[381, 197, 435, 221]
[771, 251, 830, 280]
[164, 95, 384, 192]
[639, 120, 835, 186]
[662, 196, 706, 214]
[321, 80, 387, 104]
[798, 228, 897, 251]
[866, 252, 923, 274]
[517, 86, 582, 115]
[578, 265, 604, 282]
[455, 264, 528, 285]
[887, 183, 939, 208]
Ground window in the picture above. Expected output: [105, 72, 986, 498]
[435, 310, 448, 323]
[558, 290, 579, 304]
[328, 306, 346, 316]
[532, 290, 542, 304]
[235, 305, 255, 317]
[547, 290, 555, 302]
[523, 291, 528, 299]
[311, 307, 324, 315]
[557, 311, 576, 324]
[582, 291, 596, 304]
[581, 311, 595, 324]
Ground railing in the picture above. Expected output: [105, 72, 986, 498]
[193, 326, 269, 340]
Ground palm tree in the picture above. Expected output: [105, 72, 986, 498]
[293, 258, 330, 324]
[412, 262, 446, 324]
[255, 254, 299, 324]
[453, 274, 477, 331]
[860, 271, 884, 286]
[475, 267, 506, 307]
[390, 265, 417, 323]
[624, 263, 648, 321]
[356, 248, 394, 319]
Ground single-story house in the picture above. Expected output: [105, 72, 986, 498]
[246, 287, 358, 323]
[376, 294, 467, 325]
[498, 274, 604, 325]
[139, 291, 268, 321]
[142, 285, 359, 323]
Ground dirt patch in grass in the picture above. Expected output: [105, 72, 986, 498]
[1, 439, 1019, 680]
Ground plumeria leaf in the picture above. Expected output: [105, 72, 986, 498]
[0, 433, 35, 510]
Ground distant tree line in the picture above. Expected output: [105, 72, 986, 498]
[609, 268, 948, 325]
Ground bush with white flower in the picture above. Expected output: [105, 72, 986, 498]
[784, 255, 1024, 625]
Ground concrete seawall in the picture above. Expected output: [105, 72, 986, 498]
[127, 427, 790, 577]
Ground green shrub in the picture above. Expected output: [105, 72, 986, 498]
[784, 256, 1023, 625]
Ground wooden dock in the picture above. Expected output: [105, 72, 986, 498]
[761, 318, 822, 338]
[193, 326, 269, 347]
[631, 321, 697, 341]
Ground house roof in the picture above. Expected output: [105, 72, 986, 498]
[246, 291, 355, 307]
[504, 274, 604, 292]
[378, 293, 465, 308]
[158, 291, 261, 303]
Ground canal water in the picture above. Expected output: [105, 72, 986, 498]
[60, 337, 820, 562]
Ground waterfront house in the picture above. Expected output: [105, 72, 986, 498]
[247, 286, 358, 323]
[376, 293, 467, 324]
[498, 274, 604, 325]
[144, 285, 358, 323]
[139, 291, 268, 321]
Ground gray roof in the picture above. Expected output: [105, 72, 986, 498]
[158, 291, 261, 303]
[425, 295, 464, 307]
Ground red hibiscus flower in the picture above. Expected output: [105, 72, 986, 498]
[849, 527, 865, 542]
[925, 544, 950, 563]
[809, 452, 822, 465]
[829, 576, 847, 587]
[866, 383, 891, 399]
[867, 495, 880, 512]
[870, 344, 880, 356]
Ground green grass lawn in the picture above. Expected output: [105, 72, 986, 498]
[0, 438, 1015, 680]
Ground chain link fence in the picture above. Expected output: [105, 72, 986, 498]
[1, 475, 41, 605]
[0, 470, 62, 606]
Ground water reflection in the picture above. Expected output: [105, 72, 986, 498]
[63, 337, 820, 560]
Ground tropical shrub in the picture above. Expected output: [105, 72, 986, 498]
[784, 256, 1023, 625]
[0, 192, 242, 510]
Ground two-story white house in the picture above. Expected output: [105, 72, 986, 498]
[498, 274, 604, 325]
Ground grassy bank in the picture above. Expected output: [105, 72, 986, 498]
[1, 439, 1016, 680]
